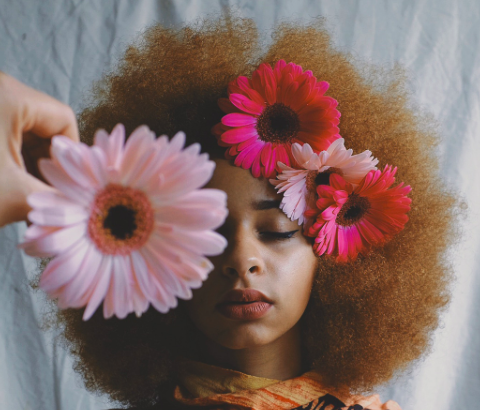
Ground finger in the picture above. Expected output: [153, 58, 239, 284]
[21, 92, 79, 143]
[0, 72, 79, 169]
[0, 72, 79, 142]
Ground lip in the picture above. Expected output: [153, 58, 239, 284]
[218, 289, 273, 304]
[216, 289, 273, 320]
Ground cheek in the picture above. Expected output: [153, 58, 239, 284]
[184, 274, 217, 314]
[182, 266, 226, 331]
[269, 246, 317, 316]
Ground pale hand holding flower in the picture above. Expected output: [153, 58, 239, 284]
[19, 124, 228, 320]
[0, 72, 79, 228]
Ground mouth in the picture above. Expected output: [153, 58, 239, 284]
[216, 289, 273, 320]
[217, 288, 273, 305]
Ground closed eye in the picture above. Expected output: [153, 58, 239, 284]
[259, 230, 299, 241]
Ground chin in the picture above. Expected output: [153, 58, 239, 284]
[212, 326, 275, 350]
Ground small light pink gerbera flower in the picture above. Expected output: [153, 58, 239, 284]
[18, 124, 228, 320]
[305, 166, 411, 262]
[270, 139, 378, 226]
[212, 60, 341, 178]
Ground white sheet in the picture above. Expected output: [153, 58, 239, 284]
[1, 1, 479, 408]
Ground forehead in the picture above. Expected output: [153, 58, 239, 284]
[205, 159, 282, 212]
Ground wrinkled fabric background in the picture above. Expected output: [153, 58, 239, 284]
[1, 1, 479, 409]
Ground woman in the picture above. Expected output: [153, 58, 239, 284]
[0, 17, 457, 410]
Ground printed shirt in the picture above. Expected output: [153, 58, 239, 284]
[170, 360, 402, 410]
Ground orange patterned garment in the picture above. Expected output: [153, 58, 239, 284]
[172, 361, 402, 410]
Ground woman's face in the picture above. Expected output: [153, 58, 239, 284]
[184, 159, 317, 350]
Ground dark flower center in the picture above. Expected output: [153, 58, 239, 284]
[103, 205, 137, 239]
[256, 103, 300, 143]
[88, 184, 155, 255]
[306, 168, 344, 193]
[336, 193, 371, 226]
[314, 167, 343, 186]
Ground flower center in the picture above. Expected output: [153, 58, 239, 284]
[256, 103, 300, 143]
[88, 184, 155, 255]
[315, 167, 343, 186]
[103, 205, 137, 239]
[306, 167, 344, 192]
[336, 193, 371, 227]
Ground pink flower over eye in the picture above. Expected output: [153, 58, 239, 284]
[18, 124, 228, 320]
[212, 60, 341, 178]
[270, 139, 379, 227]
[305, 166, 411, 263]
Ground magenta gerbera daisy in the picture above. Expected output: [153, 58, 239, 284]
[305, 166, 411, 263]
[212, 60, 341, 178]
[270, 139, 379, 226]
[18, 124, 228, 320]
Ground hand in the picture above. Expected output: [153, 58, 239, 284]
[0, 72, 79, 228]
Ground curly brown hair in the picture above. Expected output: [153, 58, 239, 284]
[43, 16, 459, 408]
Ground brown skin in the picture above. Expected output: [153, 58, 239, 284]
[184, 159, 317, 380]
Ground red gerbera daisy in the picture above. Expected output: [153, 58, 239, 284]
[212, 60, 341, 178]
[305, 165, 411, 262]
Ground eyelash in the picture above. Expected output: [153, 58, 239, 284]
[260, 230, 299, 241]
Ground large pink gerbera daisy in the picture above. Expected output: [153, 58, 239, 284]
[212, 60, 341, 178]
[270, 139, 378, 226]
[305, 166, 411, 262]
[18, 124, 228, 320]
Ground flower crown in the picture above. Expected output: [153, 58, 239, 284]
[18, 60, 411, 321]
[213, 60, 412, 263]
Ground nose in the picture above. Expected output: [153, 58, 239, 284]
[220, 230, 265, 279]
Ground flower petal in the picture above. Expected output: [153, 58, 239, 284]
[221, 126, 258, 144]
[222, 113, 257, 127]
[39, 238, 90, 293]
[229, 93, 264, 115]
[28, 206, 88, 227]
[82, 255, 113, 320]
[38, 159, 94, 207]
[57, 242, 104, 308]
[20, 223, 86, 257]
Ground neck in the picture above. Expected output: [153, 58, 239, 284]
[197, 324, 303, 380]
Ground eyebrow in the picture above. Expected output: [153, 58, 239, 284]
[252, 199, 282, 211]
